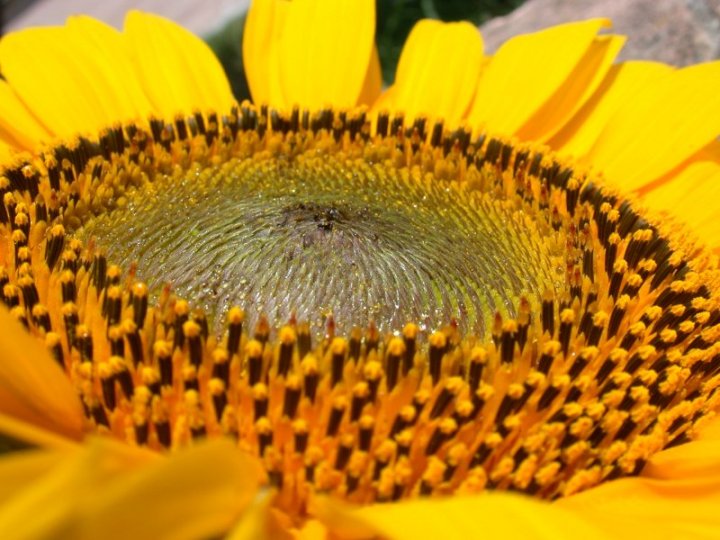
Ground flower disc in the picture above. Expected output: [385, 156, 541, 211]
[79, 141, 560, 336]
[1, 105, 719, 521]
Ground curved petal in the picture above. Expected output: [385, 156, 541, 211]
[517, 35, 626, 142]
[0, 448, 68, 505]
[124, 10, 236, 118]
[243, 0, 288, 106]
[317, 494, 606, 540]
[637, 139, 720, 196]
[77, 439, 261, 540]
[0, 438, 153, 538]
[357, 45, 382, 108]
[549, 61, 674, 158]
[0, 307, 84, 443]
[0, 139, 14, 162]
[0, 413, 79, 451]
[276, 0, 375, 110]
[0, 26, 118, 139]
[65, 16, 155, 123]
[0, 80, 52, 150]
[293, 520, 328, 540]
[0, 15, 159, 148]
[584, 61, 720, 190]
[392, 19, 484, 126]
[467, 19, 610, 136]
[0, 437, 260, 540]
[226, 491, 273, 540]
[696, 413, 720, 442]
[640, 152, 720, 249]
[558, 436, 720, 540]
[370, 85, 397, 115]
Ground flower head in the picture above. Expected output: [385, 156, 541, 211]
[0, 2, 719, 539]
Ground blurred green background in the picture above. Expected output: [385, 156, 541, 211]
[206, 0, 524, 101]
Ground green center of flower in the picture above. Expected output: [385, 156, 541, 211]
[79, 152, 559, 335]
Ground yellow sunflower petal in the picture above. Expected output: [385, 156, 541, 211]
[584, 61, 720, 190]
[640, 158, 720, 248]
[124, 10, 235, 118]
[645, 439, 720, 483]
[293, 519, 328, 540]
[0, 412, 79, 451]
[243, 0, 288, 106]
[559, 437, 720, 539]
[276, 0, 375, 110]
[0, 27, 117, 139]
[0, 307, 84, 442]
[697, 413, 720, 442]
[226, 491, 272, 540]
[549, 62, 674, 157]
[370, 85, 397, 115]
[392, 19, 484, 126]
[0, 448, 67, 505]
[78, 438, 260, 540]
[318, 494, 606, 540]
[0, 139, 13, 162]
[0, 437, 259, 539]
[357, 45, 382, 108]
[0, 15, 154, 143]
[0, 438, 153, 538]
[0, 80, 51, 150]
[638, 137, 720, 196]
[517, 35, 626, 142]
[65, 15, 155, 123]
[467, 19, 611, 136]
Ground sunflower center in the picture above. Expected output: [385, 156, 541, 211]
[78, 150, 559, 335]
[2, 105, 719, 524]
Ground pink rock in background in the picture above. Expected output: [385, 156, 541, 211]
[6, 0, 251, 36]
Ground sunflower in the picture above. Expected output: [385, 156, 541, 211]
[0, 1, 719, 538]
